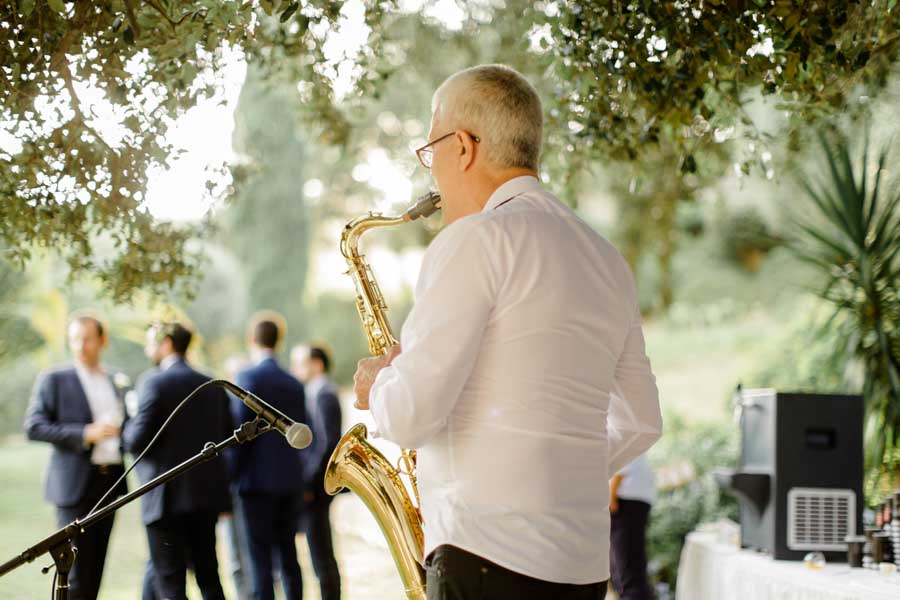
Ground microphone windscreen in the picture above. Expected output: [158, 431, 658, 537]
[286, 423, 313, 449]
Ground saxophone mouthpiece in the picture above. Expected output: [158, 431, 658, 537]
[405, 191, 441, 221]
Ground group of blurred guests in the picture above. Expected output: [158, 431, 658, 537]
[23, 311, 343, 600]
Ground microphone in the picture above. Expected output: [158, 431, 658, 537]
[214, 380, 313, 449]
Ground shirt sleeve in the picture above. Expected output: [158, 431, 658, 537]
[607, 291, 663, 474]
[369, 221, 498, 449]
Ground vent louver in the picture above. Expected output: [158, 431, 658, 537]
[787, 488, 855, 551]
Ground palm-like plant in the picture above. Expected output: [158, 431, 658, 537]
[793, 130, 900, 486]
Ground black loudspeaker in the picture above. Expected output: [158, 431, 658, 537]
[715, 389, 864, 561]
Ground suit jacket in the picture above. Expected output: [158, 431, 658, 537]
[303, 377, 343, 499]
[24, 365, 128, 508]
[122, 358, 233, 525]
[230, 357, 307, 495]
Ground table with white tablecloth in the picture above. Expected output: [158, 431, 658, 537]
[676, 529, 900, 600]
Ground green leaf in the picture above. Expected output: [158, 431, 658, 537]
[800, 178, 852, 237]
[280, 2, 298, 22]
[47, 0, 65, 14]
[20, 0, 36, 17]
[796, 222, 850, 259]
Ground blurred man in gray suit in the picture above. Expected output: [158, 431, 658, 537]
[292, 344, 342, 600]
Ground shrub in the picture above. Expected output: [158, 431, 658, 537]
[719, 206, 781, 272]
[647, 413, 739, 591]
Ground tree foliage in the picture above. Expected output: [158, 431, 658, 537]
[542, 1, 900, 172]
[608, 138, 730, 310]
[536, 0, 899, 307]
[0, 0, 256, 298]
[1, 0, 899, 298]
[0, 258, 43, 362]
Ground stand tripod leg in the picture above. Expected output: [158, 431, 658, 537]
[49, 541, 76, 600]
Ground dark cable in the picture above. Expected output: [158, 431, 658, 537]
[85, 379, 220, 518]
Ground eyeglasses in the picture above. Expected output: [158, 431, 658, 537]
[414, 130, 480, 169]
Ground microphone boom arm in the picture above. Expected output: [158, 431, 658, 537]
[0, 418, 270, 594]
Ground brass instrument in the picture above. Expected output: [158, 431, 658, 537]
[324, 191, 441, 600]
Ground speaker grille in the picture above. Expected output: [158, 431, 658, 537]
[787, 488, 855, 551]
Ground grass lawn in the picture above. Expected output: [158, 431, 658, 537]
[0, 439, 152, 599]
[0, 435, 403, 599]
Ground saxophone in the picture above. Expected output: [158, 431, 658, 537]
[324, 191, 441, 600]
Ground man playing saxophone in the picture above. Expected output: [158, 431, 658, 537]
[353, 64, 662, 600]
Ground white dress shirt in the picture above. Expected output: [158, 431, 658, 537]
[615, 454, 657, 506]
[159, 354, 180, 371]
[75, 364, 123, 465]
[370, 175, 662, 584]
[305, 374, 327, 414]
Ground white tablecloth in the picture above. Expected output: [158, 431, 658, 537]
[676, 530, 900, 600]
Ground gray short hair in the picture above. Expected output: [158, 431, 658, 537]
[433, 64, 543, 172]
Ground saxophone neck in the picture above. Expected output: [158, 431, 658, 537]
[340, 192, 441, 259]
[341, 213, 408, 259]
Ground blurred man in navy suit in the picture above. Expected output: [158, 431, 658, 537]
[292, 344, 342, 600]
[123, 322, 233, 600]
[222, 355, 253, 600]
[24, 313, 128, 600]
[233, 314, 307, 600]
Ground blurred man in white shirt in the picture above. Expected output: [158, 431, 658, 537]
[610, 454, 657, 600]
[353, 64, 662, 600]
[24, 314, 128, 600]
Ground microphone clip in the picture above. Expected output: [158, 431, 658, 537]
[233, 418, 270, 444]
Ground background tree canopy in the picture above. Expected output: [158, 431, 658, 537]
[2, 0, 898, 298]
[1, 1, 253, 298]
[544, 1, 900, 167]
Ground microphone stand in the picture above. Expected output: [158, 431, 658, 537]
[0, 418, 270, 599]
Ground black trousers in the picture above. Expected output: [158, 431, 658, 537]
[55, 464, 125, 600]
[425, 545, 608, 600]
[240, 492, 303, 600]
[302, 496, 341, 600]
[146, 510, 226, 600]
[610, 499, 654, 600]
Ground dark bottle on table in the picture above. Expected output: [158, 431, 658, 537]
[883, 499, 894, 564]
[873, 532, 891, 565]
[892, 491, 900, 567]
[864, 527, 879, 569]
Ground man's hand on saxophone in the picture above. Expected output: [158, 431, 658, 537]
[353, 344, 401, 410]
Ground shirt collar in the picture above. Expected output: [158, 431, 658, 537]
[160, 354, 180, 371]
[75, 362, 105, 379]
[253, 348, 276, 366]
[482, 175, 543, 213]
